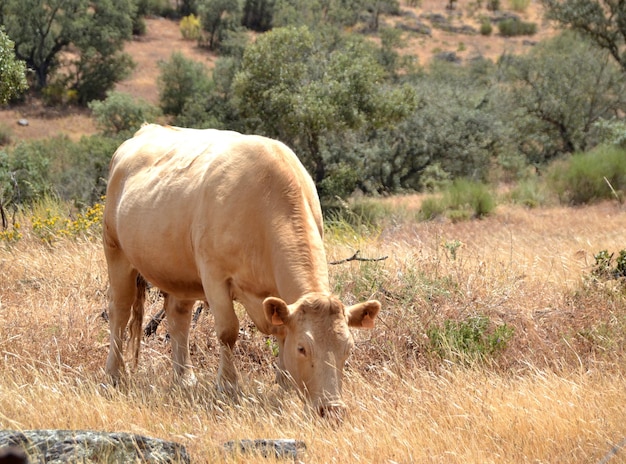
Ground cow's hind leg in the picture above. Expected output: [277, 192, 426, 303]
[105, 251, 138, 383]
[164, 295, 197, 386]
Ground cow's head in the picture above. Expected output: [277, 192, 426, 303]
[263, 292, 380, 419]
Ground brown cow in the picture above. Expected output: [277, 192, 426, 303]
[103, 124, 380, 418]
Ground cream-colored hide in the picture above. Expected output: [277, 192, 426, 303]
[103, 124, 380, 418]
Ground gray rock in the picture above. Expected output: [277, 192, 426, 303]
[0, 430, 190, 463]
[17, 119, 28, 127]
[223, 439, 306, 460]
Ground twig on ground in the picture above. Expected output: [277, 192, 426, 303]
[329, 250, 388, 265]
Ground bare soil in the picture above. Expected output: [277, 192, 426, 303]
[0, 1, 554, 143]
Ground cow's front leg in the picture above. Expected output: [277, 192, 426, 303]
[208, 292, 240, 395]
[165, 295, 197, 387]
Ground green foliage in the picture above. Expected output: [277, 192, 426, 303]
[157, 52, 212, 116]
[197, 0, 242, 51]
[541, 0, 626, 73]
[546, 145, 626, 205]
[479, 18, 493, 35]
[0, 28, 27, 104]
[1, 134, 121, 206]
[0, 0, 135, 104]
[242, 0, 275, 32]
[0, 124, 12, 147]
[500, 32, 626, 164]
[592, 250, 626, 280]
[498, 18, 537, 37]
[507, 176, 549, 208]
[419, 179, 495, 221]
[508, 0, 530, 11]
[89, 91, 161, 136]
[180, 14, 202, 41]
[428, 316, 514, 364]
[233, 26, 415, 189]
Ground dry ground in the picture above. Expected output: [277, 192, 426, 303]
[2, 198, 626, 462]
[0, 0, 555, 143]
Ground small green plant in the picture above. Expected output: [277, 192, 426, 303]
[498, 18, 537, 37]
[508, 0, 530, 12]
[592, 249, 626, 280]
[480, 19, 493, 36]
[428, 315, 514, 364]
[442, 239, 463, 261]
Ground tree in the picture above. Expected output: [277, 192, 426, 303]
[501, 32, 626, 163]
[232, 26, 414, 189]
[197, 0, 242, 51]
[0, 28, 27, 104]
[541, 0, 626, 73]
[0, 0, 135, 103]
[157, 52, 212, 116]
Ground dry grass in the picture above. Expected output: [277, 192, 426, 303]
[2, 198, 626, 462]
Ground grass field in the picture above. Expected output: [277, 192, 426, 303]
[2, 196, 626, 462]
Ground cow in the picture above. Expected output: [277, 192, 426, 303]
[102, 124, 381, 418]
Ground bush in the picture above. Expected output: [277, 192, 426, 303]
[480, 19, 493, 36]
[419, 179, 495, 221]
[89, 91, 161, 136]
[498, 18, 537, 37]
[427, 315, 514, 364]
[508, 0, 530, 12]
[158, 52, 212, 116]
[546, 145, 626, 205]
[1, 134, 121, 207]
[507, 177, 550, 208]
[180, 14, 202, 40]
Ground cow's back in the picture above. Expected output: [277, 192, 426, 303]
[104, 124, 326, 305]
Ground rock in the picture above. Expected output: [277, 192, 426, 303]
[0, 430, 190, 464]
[17, 119, 28, 127]
[223, 439, 306, 460]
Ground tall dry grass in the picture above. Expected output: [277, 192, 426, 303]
[2, 198, 626, 462]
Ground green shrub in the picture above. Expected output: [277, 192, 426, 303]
[419, 196, 447, 221]
[419, 179, 495, 221]
[508, 0, 530, 12]
[2, 134, 121, 206]
[507, 176, 549, 208]
[0, 124, 12, 146]
[427, 315, 514, 364]
[445, 179, 495, 218]
[498, 18, 537, 37]
[546, 145, 626, 205]
[89, 91, 161, 136]
[480, 19, 493, 36]
[180, 14, 202, 41]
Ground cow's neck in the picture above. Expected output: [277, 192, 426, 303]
[271, 217, 330, 304]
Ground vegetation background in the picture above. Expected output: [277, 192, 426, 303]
[2, 0, 626, 462]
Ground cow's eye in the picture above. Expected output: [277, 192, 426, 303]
[297, 345, 306, 356]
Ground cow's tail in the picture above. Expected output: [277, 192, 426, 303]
[128, 274, 147, 369]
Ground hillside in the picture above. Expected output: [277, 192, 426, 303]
[0, 0, 555, 143]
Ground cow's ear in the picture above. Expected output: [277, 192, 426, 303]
[346, 300, 381, 329]
[264, 296, 291, 326]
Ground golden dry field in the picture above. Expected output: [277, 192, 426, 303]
[2, 197, 626, 463]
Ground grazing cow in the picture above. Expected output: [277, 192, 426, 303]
[103, 124, 380, 418]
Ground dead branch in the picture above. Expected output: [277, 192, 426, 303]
[329, 250, 388, 265]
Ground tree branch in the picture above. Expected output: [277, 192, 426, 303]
[329, 250, 388, 265]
